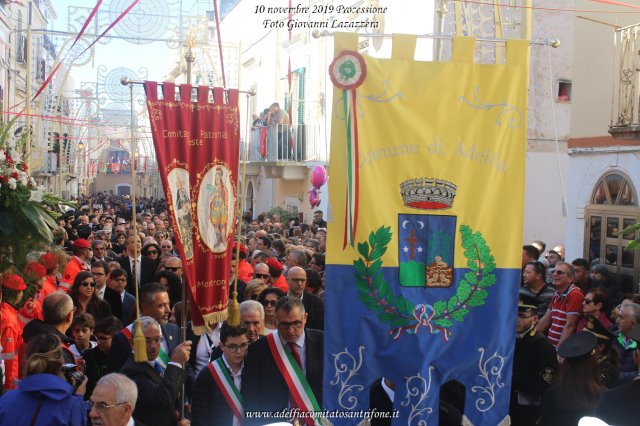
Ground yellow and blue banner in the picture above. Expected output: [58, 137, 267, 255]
[324, 33, 529, 425]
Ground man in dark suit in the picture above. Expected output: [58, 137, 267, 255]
[118, 235, 157, 294]
[594, 324, 640, 425]
[286, 267, 324, 330]
[103, 268, 136, 325]
[242, 297, 323, 425]
[192, 323, 249, 426]
[120, 316, 191, 426]
[107, 283, 180, 373]
[91, 240, 113, 265]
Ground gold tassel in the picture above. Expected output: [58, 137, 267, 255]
[133, 318, 148, 362]
[227, 291, 240, 326]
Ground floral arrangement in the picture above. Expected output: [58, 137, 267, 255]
[0, 116, 61, 272]
[0, 146, 37, 207]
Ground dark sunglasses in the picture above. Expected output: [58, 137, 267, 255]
[262, 300, 277, 307]
[81, 281, 96, 287]
[166, 267, 182, 272]
[146, 250, 158, 255]
[255, 273, 270, 279]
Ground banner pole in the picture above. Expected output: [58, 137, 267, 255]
[128, 80, 147, 364]
[179, 36, 195, 420]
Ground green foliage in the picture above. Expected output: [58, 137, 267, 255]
[353, 223, 496, 338]
[620, 221, 640, 250]
[266, 206, 298, 225]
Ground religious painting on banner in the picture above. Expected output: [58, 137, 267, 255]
[145, 82, 240, 333]
[324, 33, 529, 425]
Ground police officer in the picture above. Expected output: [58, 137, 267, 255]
[510, 295, 558, 426]
[583, 316, 619, 388]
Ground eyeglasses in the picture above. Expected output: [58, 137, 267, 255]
[81, 281, 96, 287]
[146, 250, 158, 255]
[166, 267, 182, 272]
[145, 336, 165, 344]
[583, 299, 594, 305]
[263, 300, 277, 307]
[223, 342, 249, 353]
[277, 320, 304, 330]
[111, 277, 127, 282]
[88, 401, 128, 412]
[551, 270, 566, 275]
[255, 273, 270, 279]
[95, 335, 113, 342]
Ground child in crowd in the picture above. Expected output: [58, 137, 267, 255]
[68, 313, 96, 361]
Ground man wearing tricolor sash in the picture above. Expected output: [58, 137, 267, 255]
[192, 323, 249, 426]
[120, 316, 192, 426]
[107, 283, 180, 373]
[243, 297, 323, 425]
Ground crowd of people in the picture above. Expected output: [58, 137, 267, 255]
[514, 242, 640, 425]
[1, 191, 640, 425]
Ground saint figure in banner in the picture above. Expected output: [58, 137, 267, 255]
[168, 168, 194, 259]
[198, 164, 234, 253]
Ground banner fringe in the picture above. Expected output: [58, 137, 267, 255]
[192, 309, 229, 335]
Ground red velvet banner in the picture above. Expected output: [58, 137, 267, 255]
[144, 82, 239, 333]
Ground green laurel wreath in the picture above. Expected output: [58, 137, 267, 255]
[354, 225, 496, 342]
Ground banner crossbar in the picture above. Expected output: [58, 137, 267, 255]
[121, 77, 255, 95]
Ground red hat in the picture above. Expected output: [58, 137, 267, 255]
[23, 261, 47, 281]
[239, 244, 247, 256]
[266, 257, 283, 272]
[3, 274, 26, 291]
[39, 252, 59, 271]
[73, 238, 91, 249]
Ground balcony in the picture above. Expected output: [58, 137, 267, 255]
[610, 23, 640, 139]
[241, 123, 328, 165]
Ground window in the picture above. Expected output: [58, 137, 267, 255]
[557, 80, 572, 102]
[591, 173, 636, 206]
[585, 172, 639, 292]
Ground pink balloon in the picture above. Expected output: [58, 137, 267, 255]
[310, 166, 327, 189]
[309, 188, 321, 208]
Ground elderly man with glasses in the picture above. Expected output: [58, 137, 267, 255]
[120, 316, 192, 426]
[536, 262, 585, 349]
[89, 373, 138, 426]
[242, 297, 323, 425]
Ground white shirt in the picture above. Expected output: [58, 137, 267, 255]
[381, 377, 395, 402]
[195, 324, 222, 375]
[96, 285, 105, 299]
[129, 256, 142, 284]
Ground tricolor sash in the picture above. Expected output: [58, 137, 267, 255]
[121, 325, 133, 342]
[121, 324, 169, 367]
[208, 358, 243, 422]
[266, 332, 322, 424]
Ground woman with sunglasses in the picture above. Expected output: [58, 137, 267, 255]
[577, 287, 612, 333]
[142, 242, 161, 270]
[257, 287, 284, 334]
[70, 271, 112, 322]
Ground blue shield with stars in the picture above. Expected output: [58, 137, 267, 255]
[399, 214, 456, 287]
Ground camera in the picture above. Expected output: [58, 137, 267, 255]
[61, 363, 85, 391]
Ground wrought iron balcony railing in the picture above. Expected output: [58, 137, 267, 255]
[241, 123, 328, 163]
[610, 23, 640, 139]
